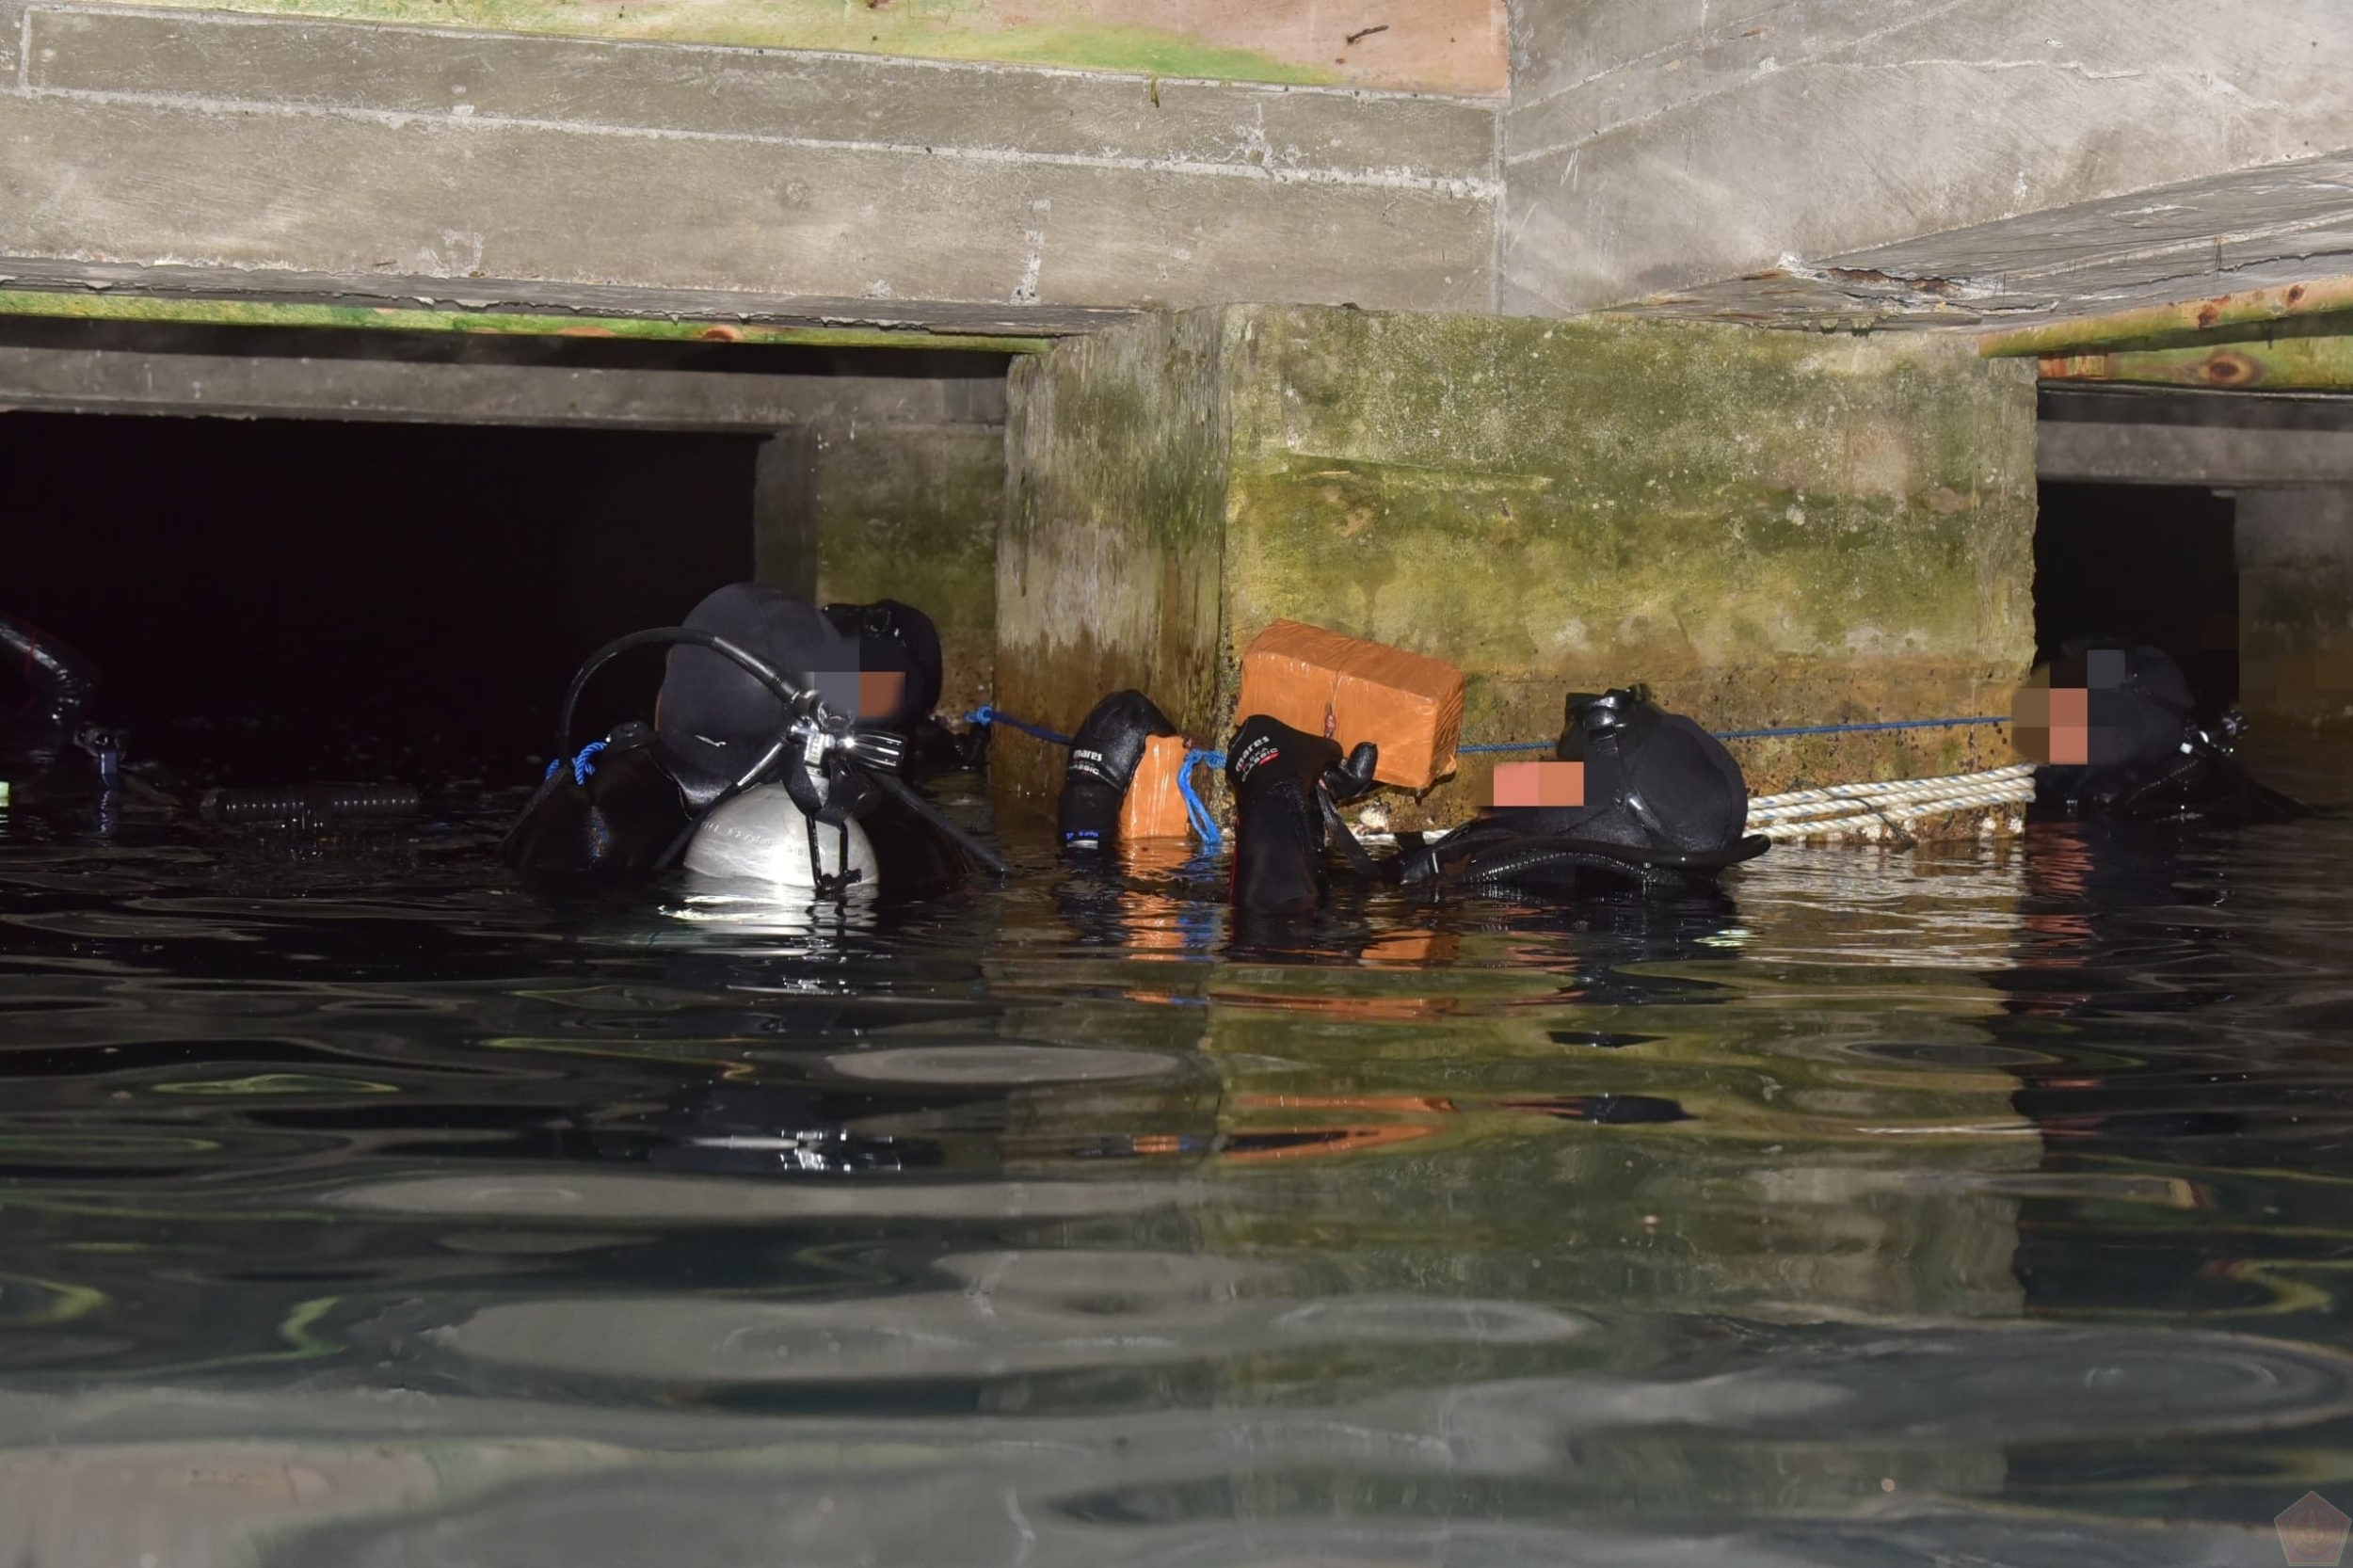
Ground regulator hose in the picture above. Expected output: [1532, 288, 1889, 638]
[0, 614, 99, 728]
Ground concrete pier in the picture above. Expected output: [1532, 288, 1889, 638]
[997, 305, 2038, 823]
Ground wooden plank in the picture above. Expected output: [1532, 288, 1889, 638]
[2037, 336, 2353, 392]
[1980, 275, 2353, 358]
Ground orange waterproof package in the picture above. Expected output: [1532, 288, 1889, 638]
[1121, 732, 1199, 840]
[1234, 620, 1465, 790]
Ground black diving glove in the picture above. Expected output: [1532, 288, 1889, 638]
[1058, 690, 1180, 849]
[1225, 714, 1347, 914]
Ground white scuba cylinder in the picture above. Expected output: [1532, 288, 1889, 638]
[681, 783, 880, 893]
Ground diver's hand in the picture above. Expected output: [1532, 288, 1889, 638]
[1224, 715, 1342, 914]
[1058, 690, 1179, 847]
[1322, 741, 1380, 804]
[1225, 713, 1341, 801]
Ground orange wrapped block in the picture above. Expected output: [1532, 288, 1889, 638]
[1233, 621, 1357, 740]
[1235, 620, 1466, 790]
[1120, 732, 1198, 840]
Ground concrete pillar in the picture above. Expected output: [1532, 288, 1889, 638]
[808, 420, 1006, 722]
[751, 367, 1008, 721]
[2239, 486, 2353, 726]
[749, 430, 818, 602]
[998, 305, 2038, 824]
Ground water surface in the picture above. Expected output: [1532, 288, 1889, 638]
[3, 746, 2351, 1566]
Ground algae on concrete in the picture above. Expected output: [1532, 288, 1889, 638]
[997, 312, 1231, 807]
[1216, 307, 2038, 817]
[94, 0, 1336, 84]
[2239, 486, 2353, 726]
[810, 424, 1006, 723]
[1000, 304, 2040, 826]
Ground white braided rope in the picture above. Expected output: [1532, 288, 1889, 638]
[1747, 763, 2036, 841]
[1745, 762, 2037, 817]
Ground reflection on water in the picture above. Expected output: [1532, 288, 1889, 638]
[3, 758, 2353, 1566]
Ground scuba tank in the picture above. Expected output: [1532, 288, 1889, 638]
[503, 615, 1006, 885]
[682, 784, 878, 891]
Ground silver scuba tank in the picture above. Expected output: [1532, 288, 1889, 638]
[682, 783, 879, 893]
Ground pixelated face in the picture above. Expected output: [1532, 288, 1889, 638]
[2011, 649, 2127, 767]
[813, 668, 907, 722]
[1492, 760, 1584, 808]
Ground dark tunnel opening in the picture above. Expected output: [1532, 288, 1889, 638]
[2034, 480, 2240, 716]
[1, 410, 761, 788]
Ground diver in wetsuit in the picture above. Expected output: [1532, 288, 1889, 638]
[1397, 687, 1768, 896]
[2020, 641, 2301, 824]
[823, 598, 986, 779]
[1054, 685, 1766, 909]
[502, 583, 982, 896]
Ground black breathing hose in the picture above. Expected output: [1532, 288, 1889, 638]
[555, 626, 807, 762]
[0, 614, 99, 727]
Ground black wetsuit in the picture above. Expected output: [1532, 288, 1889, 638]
[1057, 690, 1182, 850]
[1400, 690, 1767, 895]
[2030, 643, 2301, 824]
[1221, 715, 1381, 914]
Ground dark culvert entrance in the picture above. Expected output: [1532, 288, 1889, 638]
[2, 411, 759, 788]
[2033, 479, 2240, 716]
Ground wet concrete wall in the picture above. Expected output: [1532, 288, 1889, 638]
[995, 312, 1232, 806]
[1501, 0, 2353, 318]
[0, 2, 1498, 318]
[2240, 486, 2353, 727]
[748, 364, 1009, 721]
[999, 305, 2039, 825]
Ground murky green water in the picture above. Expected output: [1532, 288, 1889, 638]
[3, 746, 2352, 1567]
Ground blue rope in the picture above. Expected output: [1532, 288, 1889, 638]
[968, 708, 2007, 754]
[1711, 715, 2008, 741]
[1458, 739, 1555, 755]
[542, 739, 607, 786]
[1177, 749, 1223, 846]
[965, 705, 1074, 747]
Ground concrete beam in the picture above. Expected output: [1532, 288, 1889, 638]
[0, 344, 952, 430]
[0, 3, 1497, 318]
[2039, 421, 2353, 487]
[2038, 389, 2353, 486]
[1502, 0, 2353, 321]
[0, 257, 1133, 342]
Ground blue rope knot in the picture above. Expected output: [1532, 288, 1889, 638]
[543, 739, 608, 786]
[1178, 749, 1222, 847]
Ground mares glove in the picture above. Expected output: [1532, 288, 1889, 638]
[1224, 716, 1385, 913]
[1058, 690, 1180, 850]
